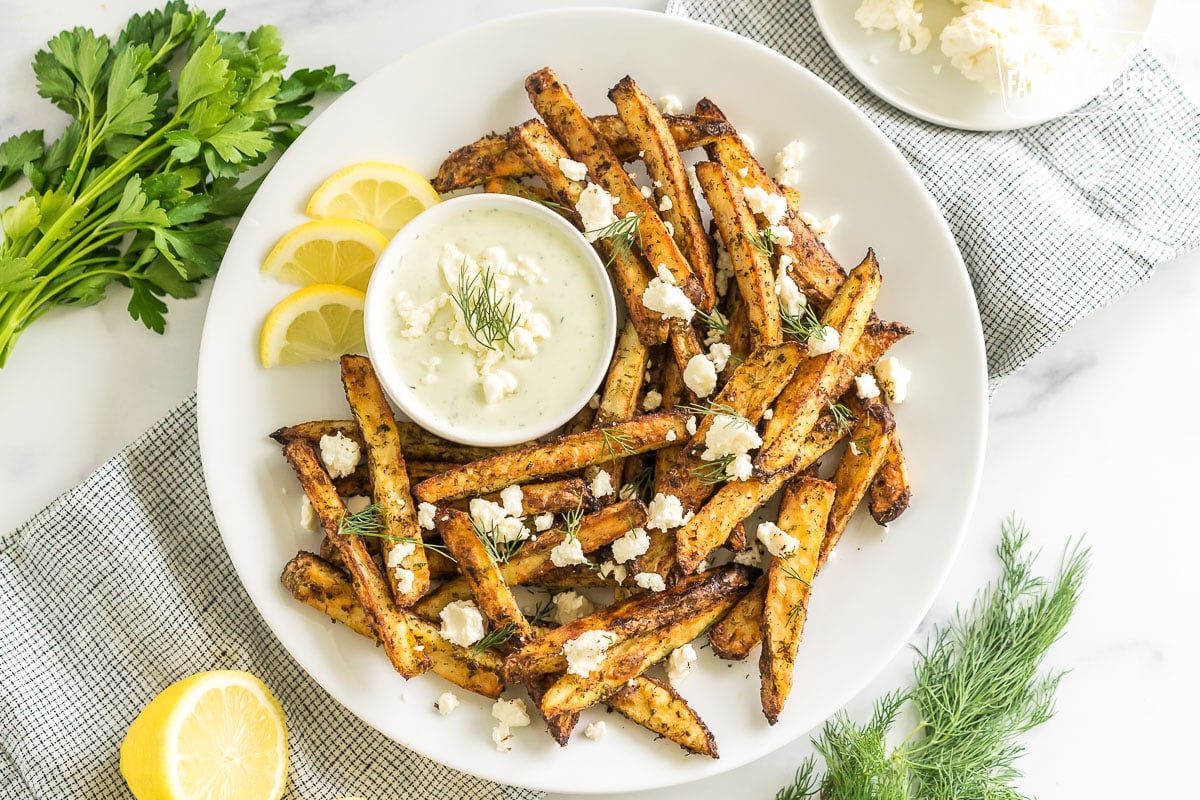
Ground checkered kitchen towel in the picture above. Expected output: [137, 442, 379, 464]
[0, 396, 538, 800]
[669, 0, 1200, 384]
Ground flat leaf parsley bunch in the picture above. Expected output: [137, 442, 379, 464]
[0, 2, 352, 366]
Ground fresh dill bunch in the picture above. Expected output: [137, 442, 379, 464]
[589, 211, 644, 266]
[777, 518, 1090, 800]
[470, 622, 517, 655]
[746, 227, 780, 257]
[450, 262, 521, 351]
[781, 304, 828, 344]
[776, 757, 820, 800]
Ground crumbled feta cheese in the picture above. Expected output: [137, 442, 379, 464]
[708, 342, 732, 373]
[469, 498, 508, 531]
[733, 543, 764, 567]
[683, 354, 717, 398]
[686, 416, 698, 436]
[695, 558, 709, 573]
[299, 496, 318, 531]
[576, 183, 620, 240]
[658, 94, 684, 115]
[665, 429, 677, 442]
[658, 194, 673, 212]
[768, 224, 794, 246]
[495, 517, 529, 543]
[714, 241, 735, 297]
[634, 572, 666, 592]
[439, 600, 486, 647]
[584, 721, 607, 740]
[492, 722, 513, 752]
[533, 513, 555, 533]
[663, 220, 675, 237]
[481, 367, 519, 405]
[552, 590, 595, 625]
[757, 521, 800, 558]
[611, 527, 651, 563]
[640, 185, 653, 199]
[855, 373, 882, 399]
[849, 440, 861, 456]
[563, 630, 616, 676]
[499, 485, 524, 517]
[737, 166, 749, 178]
[726, 453, 753, 481]
[776, 257, 806, 317]
[742, 186, 788, 226]
[763, 408, 774, 420]
[667, 643, 697, 686]
[774, 139, 806, 189]
[392, 567, 416, 595]
[855, 0, 931, 53]
[318, 432, 360, 479]
[642, 276, 696, 323]
[702, 414, 763, 461]
[558, 156, 588, 182]
[435, 691, 460, 715]
[599, 561, 628, 585]
[393, 291, 445, 339]
[493, 697, 531, 727]
[590, 468, 614, 498]
[550, 536, 588, 567]
[741, 133, 757, 154]
[646, 493, 687, 530]
[417, 502, 438, 531]
[643, 390, 663, 411]
[808, 326, 840, 357]
[876, 356, 911, 403]
[588, 393, 601, 410]
[387, 540, 416, 569]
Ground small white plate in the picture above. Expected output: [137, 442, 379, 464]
[810, 0, 1157, 131]
[197, 8, 987, 794]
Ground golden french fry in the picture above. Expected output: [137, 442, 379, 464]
[869, 434, 911, 524]
[708, 575, 766, 660]
[606, 674, 719, 758]
[821, 396, 895, 567]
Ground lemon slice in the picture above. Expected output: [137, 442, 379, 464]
[119, 670, 288, 800]
[261, 218, 388, 292]
[259, 284, 366, 368]
[306, 161, 440, 237]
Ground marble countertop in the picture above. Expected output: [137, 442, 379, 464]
[2, 1, 1197, 797]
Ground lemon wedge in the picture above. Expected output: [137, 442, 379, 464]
[119, 670, 288, 800]
[261, 218, 388, 292]
[306, 161, 440, 237]
[259, 284, 366, 368]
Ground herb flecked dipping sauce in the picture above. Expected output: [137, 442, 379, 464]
[365, 195, 616, 446]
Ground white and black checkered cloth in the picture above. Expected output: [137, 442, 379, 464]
[668, 0, 1200, 384]
[0, 396, 539, 800]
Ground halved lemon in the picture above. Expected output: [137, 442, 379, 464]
[119, 670, 288, 800]
[259, 284, 366, 368]
[306, 161, 440, 237]
[261, 218, 388, 292]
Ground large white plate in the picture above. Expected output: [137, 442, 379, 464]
[197, 9, 987, 795]
[811, 0, 1156, 131]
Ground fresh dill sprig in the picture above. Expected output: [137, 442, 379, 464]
[470, 622, 518, 655]
[851, 436, 874, 457]
[471, 518, 524, 564]
[450, 262, 521, 351]
[690, 454, 737, 486]
[589, 212, 644, 266]
[775, 757, 820, 800]
[675, 402, 751, 429]
[619, 465, 655, 503]
[828, 402, 854, 436]
[599, 426, 636, 466]
[695, 308, 730, 338]
[781, 304, 828, 344]
[562, 498, 585, 542]
[336, 503, 456, 561]
[777, 518, 1090, 800]
[746, 227, 779, 257]
[525, 592, 557, 626]
[780, 563, 812, 626]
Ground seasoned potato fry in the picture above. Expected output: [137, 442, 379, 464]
[413, 499, 646, 619]
[509, 119, 670, 346]
[708, 575, 766, 660]
[484, 175, 557, 205]
[341, 355, 429, 604]
[281, 551, 503, 698]
[504, 564, 755, 681]
[527, 564, 615, 589]
[609, 77, 716, 309]
[756, 250, 882, 476]
[270, 419, 518, 464]
[414, 412, 688, 503]
[696, 160, 782, 346]
[675, 413, 847, 574]
[606, 675, 719, 758]
[596, 320, 649, 426]
[760, 477, 835, 723]
[281, 440, 429, 678]
[525, 67, 705, 306]
[869, 434, 911, 524]
[537, 589, 743, 717]
[435, 508, 532, 646]
[821, 397, 896, 568]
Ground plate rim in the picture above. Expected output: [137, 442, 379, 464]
[197, 6, 989, 794]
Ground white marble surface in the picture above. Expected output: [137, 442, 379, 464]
[2, 1, 1197, 797]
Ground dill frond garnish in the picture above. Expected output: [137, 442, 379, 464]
[827, 402, 854, 436]
[450, 262, 521, 351]
[780, 304, 827, 344]
[746, 227, 779, 257]
[470, 622, 517, 655]
[589, 212, 644, 266]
